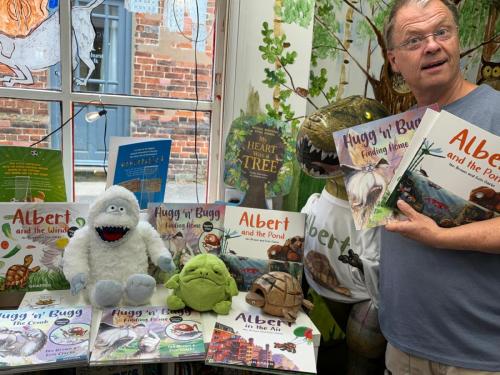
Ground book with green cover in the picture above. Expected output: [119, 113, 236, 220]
[0, 146, 66, 202]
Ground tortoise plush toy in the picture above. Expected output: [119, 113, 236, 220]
[246, 271, 314, 322]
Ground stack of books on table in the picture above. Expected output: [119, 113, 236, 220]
[6, 287, 320, 374]
[0, 306, 92, 373]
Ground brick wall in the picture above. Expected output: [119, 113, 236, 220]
[0, 0, 216, 183]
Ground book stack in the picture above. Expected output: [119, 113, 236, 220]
[90, 306, 206, 367]
[204, 293, 318, 374]
[0, 306, 92, 373]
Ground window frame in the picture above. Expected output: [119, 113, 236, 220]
[0, 0, 228, 203]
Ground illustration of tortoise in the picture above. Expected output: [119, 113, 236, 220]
[4, 255, 40, 289]
[245, 271, 314, 321]
[304, 251, 351, 297]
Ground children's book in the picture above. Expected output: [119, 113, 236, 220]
[332, 104, 438, 229]
[0, 202, 89, 292]
[76, 363, 161, 375]
[0, 146, 67, 202]
[111, 138, 172, 209]
[379, 109, 499, 227]
[148, 204, 226, 270]
[205, 307, 317, 374]
[0, 306, 92, 373]
[221, 206, 306, 291]
[18, 289, 83, 310]
[90, 306, 205, 366]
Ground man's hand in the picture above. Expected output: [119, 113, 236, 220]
[385, 200, 444, 248]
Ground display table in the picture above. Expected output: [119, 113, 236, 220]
[19, 285, 321, 362]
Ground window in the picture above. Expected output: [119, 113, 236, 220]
[0, 0, 226, 203]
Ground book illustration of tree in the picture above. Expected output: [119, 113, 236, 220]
[311, 0, 500, 115]
[223, 113, 295, 209]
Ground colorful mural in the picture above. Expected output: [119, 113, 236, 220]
[309, 0, 499, 114]
[0, 0, 103, 86]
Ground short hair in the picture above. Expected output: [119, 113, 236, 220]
[384, 0, 459, 49]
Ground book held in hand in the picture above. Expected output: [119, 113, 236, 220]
[380, 109, 499, 227]
[90, 306, 205, 366]
[332, 104, 438, 229]
[0, 306, 92, 373]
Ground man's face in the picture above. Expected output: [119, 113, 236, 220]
[387, 0, 460, 95]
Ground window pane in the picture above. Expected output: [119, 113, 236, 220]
[0, 3, 61, 89]
[74, 104, 209, 204]
[0, 98, 61, 149]
[71, 0, 215, 99]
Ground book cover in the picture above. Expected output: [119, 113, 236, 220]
[90, 306, 205, 366]
[0, 146, 67, 202]
[148, 203, 226, 270]
[18, 289, 83, 310]
[221, 206, 305, 291]
[0, 202, 89, 292]
[205, 307, 317, 374]
[380, 109, 499, 227]
[0, 306, 91, 372]
[332, 104, 438, 229]
[113, 139, 172, 209]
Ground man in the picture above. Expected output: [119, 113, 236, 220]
[380, 0, 500, 374]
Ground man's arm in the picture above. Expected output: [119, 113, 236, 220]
[385, 200, 500, 254]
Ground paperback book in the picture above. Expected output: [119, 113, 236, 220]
[0, 146, 67, 202]
[18, 289, 82, 310]
[379, 109, 499, 227]
[112, 138, 172, 209]
[0, 202, 89, 292]
[90, 306, 205, 366]
[221, 206, 306, 291]
[332, 104, 438, 229]
[205, 307, 316, 374]
[0, 306, 92, 373]
[148, 203, 226, 270]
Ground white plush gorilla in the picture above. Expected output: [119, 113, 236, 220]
[63, 185, 174, 308]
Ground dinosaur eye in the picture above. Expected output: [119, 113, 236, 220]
[106, 205, 117, 213]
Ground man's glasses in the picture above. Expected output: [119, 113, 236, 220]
[394, 27, 455, 51]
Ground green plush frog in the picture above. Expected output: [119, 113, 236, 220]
[165, 253, 238, 315]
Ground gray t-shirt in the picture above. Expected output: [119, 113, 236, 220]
[379, 85, 500, 371]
